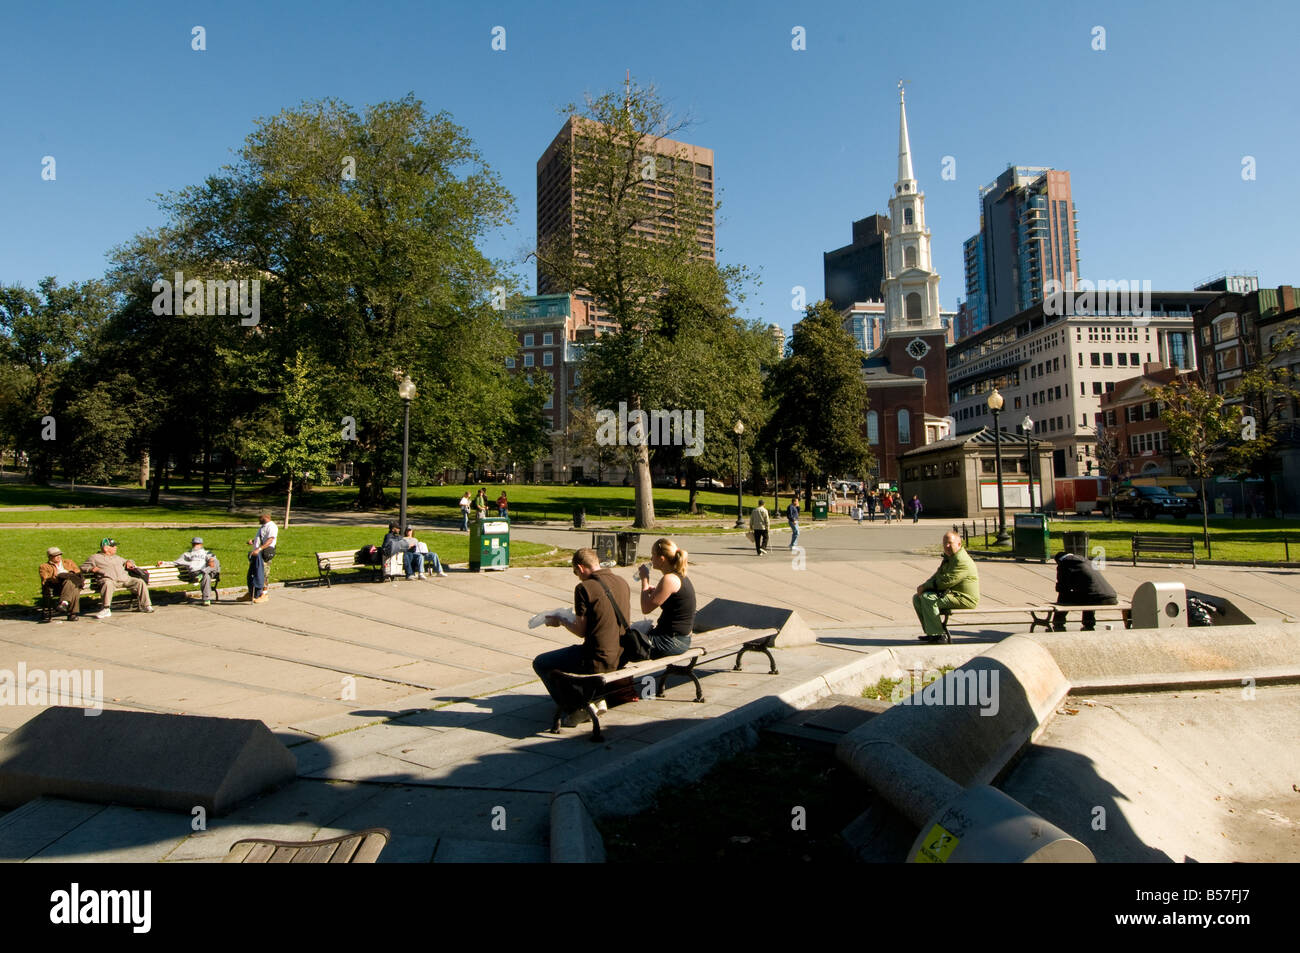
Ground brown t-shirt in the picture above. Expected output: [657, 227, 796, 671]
[575, 569, 632, 674]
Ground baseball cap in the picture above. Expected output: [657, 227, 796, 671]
[100, 537, 117, 547]
[191, 536, 204, 545]
[47, 546, 61, 557]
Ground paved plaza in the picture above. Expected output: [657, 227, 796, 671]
[2, 518, 1298, 861]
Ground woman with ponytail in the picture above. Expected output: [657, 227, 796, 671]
[637, 537, 697, 658]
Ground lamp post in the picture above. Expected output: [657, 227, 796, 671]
[1022, 414, 1036, 514]
[988, 389, 1010, 545]
[733, 420, 745, 528]
[398, 375, 417, 531]
[773, 446, 779, 514]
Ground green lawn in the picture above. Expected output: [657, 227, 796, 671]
[958, 517, 1300, 564]
[5, 526, 555, 609]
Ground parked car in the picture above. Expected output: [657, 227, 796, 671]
[1109, 485, 1191, 520]
[834, 480, 861, 495]
[695, 477, 725, 489]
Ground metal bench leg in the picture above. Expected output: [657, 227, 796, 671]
[587, 703, 604, 742]
[664, 661, 705, 703]
[550, 706, 563, 734]
[734, 642, 779, 675]
[656, 671, 670, 698]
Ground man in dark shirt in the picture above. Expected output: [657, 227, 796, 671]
[533, 547, 632, 721]
[1051, 551, 1118, 631]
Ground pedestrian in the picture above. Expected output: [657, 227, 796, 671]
[241, 514, 277, 603]
[497, 490, 509, 518]
[475, 488, 488, 520]
[911, 494, 923, 523]
[1051, 551, 1117, 631]
[636, 538, 696, 659]
[786, 497, 801, 549]
[894, 494, 904, 521]
[458, 490, 471, 531]
[882, 490, 893, 524]
[749, 499, 770, 555]
[39, 546, 84, 622]
[172, 536, 221, 606]
[533, 548, 631, 727]
[866, 490, 877, 522]
[913, 531, 980, 644]
[81, 538, 153, 618]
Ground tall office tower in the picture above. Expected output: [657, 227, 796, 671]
[535, 115, 715, 295]
[961, 165, 1080, 335]
[823, 214, 889, 312]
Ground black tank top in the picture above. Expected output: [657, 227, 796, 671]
[654, 573, 696, 638]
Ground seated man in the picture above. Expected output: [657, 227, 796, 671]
[174, 536, 221, 606]
[402, 527, 447, 579]
[80, 537, 153, 619]
[39, 546, 84, 621]
[380, 522, 406, 580]
[913, 531, 979, 644]
[1052, 551, 1117, 631]
[533, 548, 631, 726]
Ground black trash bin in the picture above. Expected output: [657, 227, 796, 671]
[592, 532, 616, 567]
[573, 506, 586, 529]
[1061, 531, 1089, 558]
[616, 532, 641, 567]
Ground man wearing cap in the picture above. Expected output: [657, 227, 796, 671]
[241, 514, 278, 603]
[39, 546, 84, 622]
[80, 538, 153, 619]
[173, 537, 221, 606]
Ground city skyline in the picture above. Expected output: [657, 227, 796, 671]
[3, 0, 1297, 337]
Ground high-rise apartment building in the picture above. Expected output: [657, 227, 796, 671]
[962, 166, 1081, 337]
[535, 115, 715, 295]
[823, 215, 889, 312]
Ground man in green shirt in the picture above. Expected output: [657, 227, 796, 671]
[913, 531, 979, 644]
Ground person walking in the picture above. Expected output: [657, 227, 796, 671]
[785, 497, 801, 549]
[458, 491, 471, 532]
[749, 499, 770, 555]
[911, 494, 923, 524]
[474, 488, 488, 520]
[496, 491, 509, 518]
[882, 490, 893, 524]
[866, 490, 877, 523]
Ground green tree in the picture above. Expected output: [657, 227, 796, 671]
[150, 95, 525, 507]
[1227, 327, 1300, 515]
[247, 352, 341, 526]
[763, 301, 874, 507]
[1091, 422, 1122, 520]
[1146, 376, 1241, 545]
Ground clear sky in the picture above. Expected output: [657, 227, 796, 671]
[3, 0, 1297, 335]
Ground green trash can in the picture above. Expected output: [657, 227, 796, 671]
[1061, 531, 1089, 559]
[616, 532, 641, 567]
[470, 516, 510, 571]
[812, 499, 829, 521]
[1013, 513, 1049, 562]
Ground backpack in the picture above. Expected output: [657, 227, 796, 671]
[356, 545, 381, 566]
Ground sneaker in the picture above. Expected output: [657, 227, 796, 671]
[417, 572, 425, 579]
[67, 615, 78, 622]
[57, 600, 70, 612]
[201, 600, 211, 607]
[95, 608, 112, 620]
[140, 605, 155, 613]
[594, 699, 608, 713]
[437, 570, 447, 577]
[252, 594, 269, 604]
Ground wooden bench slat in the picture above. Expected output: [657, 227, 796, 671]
[351, 833, 389, 864]
[329, 835, 365, 863]
[244, 842, 277, 863]
[221, 842, 257, 863]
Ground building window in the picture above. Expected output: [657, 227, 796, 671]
[912, 367, 925, 379]
[1080, 382, 1086, 396]
[905, 246, 917, 268]
[1103, 353, 1113, 366]
[1118, 353, 1128, 366]
[1091, 353, 1100, 366]
[544, 393, 553, 410]
[505, 357, 515, 369]
[1131, 353, 1140, 366]
[866, 411, 879, 445]
[904, 208, 914, 226]
[543, 352, 554, 366]
[1092, 381, 1102, 395]
[523, 353, 534, 368]
[906, 293, 923, 325]
[523, 333, 534, 347]
[898, 409, 911, 443]
[543, 332, 554, 346]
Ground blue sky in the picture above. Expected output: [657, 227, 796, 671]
[3, 0, 1297, 334]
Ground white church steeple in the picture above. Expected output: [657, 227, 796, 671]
[883, 83, 942, 336]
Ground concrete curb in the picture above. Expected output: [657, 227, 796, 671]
[547, 644, 980, 863]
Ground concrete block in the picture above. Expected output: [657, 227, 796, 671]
[0, 707, 297, 816]
[692, 598, 816, 647]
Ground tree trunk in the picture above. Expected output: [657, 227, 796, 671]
[148, 443, 163, 505]
[139, 449, 150, 487]
[202, 442, 212, 495]
[284, 479, 293, 528]
[227, 465, 237, 513]
[1199, 474, 1210, 548]
[631, 396, 655, 529]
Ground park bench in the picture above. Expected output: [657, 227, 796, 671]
[40, 563, 221, 621]
[549, 624, 781, 741]
[222, 828, 390, 863]
[1132, 533, 1197, 567]
[942, 601, 1132, 636]
[315, 548, 384, 587]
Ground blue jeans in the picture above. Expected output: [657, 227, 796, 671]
[789, 521, 800, 548]
[649, 631, 691, 659]
[460, 509, 469, 531]
[404, 551, 442, 576]
[247, 550, 270, 597]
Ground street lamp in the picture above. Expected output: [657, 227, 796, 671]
[1022, 414, 1036, 514]
[987, 389, 1010, 545]
[398, 375, 417, 531]
[733, 420, 745, 528]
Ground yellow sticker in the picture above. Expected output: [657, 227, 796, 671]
[913, 823, 960, 863]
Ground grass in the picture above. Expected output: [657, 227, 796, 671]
[3, 526, 556, 609]
[863, 666, 955, 703]
[953, 516, 1300, 564]
[599, 735, 860, 863]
